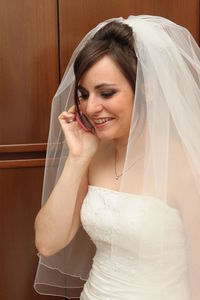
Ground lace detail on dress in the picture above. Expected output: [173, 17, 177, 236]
[80, 185, 191, 300]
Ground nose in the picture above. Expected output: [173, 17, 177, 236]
[85, 95, 103, 116]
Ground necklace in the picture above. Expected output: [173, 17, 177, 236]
[114, 150, 143, 180]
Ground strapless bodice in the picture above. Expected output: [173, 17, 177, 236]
[80, 185, 192, 300]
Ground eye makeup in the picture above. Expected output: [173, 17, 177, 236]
[77, 86, 88, 100]
[77, 84, 118, 100]
[100, 90, 117, 99]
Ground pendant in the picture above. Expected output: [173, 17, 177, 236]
[115, 176, 119, 180]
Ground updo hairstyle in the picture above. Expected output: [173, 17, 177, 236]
[74, 21, 137, 109]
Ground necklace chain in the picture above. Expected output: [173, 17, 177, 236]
[114, 150, 143, 180]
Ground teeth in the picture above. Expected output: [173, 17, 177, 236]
[94, 118, 112, 124]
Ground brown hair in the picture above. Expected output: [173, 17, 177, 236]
[74, 21, 137, 109]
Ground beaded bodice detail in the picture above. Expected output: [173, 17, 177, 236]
[80, 185, 191, 300]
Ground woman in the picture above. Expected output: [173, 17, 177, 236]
[34, 16, 200, 299]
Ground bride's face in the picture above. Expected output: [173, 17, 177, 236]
[78, 55, 134, 141]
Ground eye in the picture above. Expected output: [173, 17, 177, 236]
[101, 90, 116, 99]
[77, 89, 89, 100]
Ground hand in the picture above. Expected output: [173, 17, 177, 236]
[58, 105, 100, 160]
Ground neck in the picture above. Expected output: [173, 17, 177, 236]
[113, 136, 128, 163]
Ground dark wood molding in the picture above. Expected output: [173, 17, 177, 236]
[0, 143, 47, 162]
[0, 158, 45, 169]
[0, 143, 47, 153]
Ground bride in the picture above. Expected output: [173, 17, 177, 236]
[34, 16, 200, 299]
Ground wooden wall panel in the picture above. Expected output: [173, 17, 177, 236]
[59, 0, 199, 77]
[0, 166, 60, 300]
[0, 0, 59, 144]
[0, 1, 63, 299]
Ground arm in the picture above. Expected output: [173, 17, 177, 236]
[34, 155, 90, 257]
[34, 106, 99, 257]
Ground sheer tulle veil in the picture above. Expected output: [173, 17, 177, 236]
[34, 15, 200, 298]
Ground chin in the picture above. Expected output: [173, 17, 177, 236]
[96, 133, 111, 141]
[95, 129, 121, 141]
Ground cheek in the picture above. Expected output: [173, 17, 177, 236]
[119, 96, 134, 117]
[120, 97, 134, 126]
[127, 96, 134, 115]
[79, 102, 87, 113]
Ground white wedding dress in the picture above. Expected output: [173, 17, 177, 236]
[80, 185, 192, 300]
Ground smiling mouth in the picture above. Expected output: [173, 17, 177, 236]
[93, 117, 114, 125]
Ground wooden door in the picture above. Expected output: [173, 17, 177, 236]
[0, 0, 61, 299]
[0, 0, 199, 299]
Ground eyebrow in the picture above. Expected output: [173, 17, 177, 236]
[78, 83, 117, 91]
[94, 83, 117, 89]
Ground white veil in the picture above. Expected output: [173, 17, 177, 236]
[34, 15, 200, 298]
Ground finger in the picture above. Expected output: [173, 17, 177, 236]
[68, 105, 76, 113]
[58, 111, 75, 124]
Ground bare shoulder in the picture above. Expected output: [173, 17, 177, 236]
[176, 165, 200, 219]
[176, 164, 200, 297]
[168, 139, 197, 211]
[173, 158, 200, 243]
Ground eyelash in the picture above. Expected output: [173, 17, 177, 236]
[101, 91, 116, 99]
[78, 93, 88, 100]
[78, 91, 116, 101]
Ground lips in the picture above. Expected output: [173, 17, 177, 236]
[92, 117, 115, 130]
[93, 117, 114, 125]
